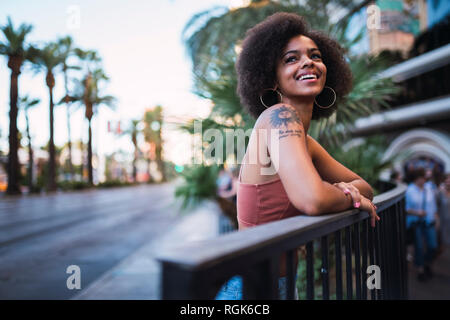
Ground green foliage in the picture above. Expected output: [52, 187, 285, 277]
[162, 161, 179, 182]
[327, 135, 405, 194]
[174, 165, 220, 210]
[57, 180, 91, 191]
[0, 16, 35, 58]
[295, 241, 325, 300]
[32, 42, 65, 74]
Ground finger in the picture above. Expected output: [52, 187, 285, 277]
[335, 182, 347, 194]
[339, 183, 353, 199]
[348, 185, 361, 208]
[370, 209, 380, 228]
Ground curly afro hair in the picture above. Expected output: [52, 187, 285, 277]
[236, 12, 353, 120]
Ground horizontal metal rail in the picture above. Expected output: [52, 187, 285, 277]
[158, 181, 407, 300]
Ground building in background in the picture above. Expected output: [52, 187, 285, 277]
[350, 0, 450, 181]
[368, 0, 425, 58]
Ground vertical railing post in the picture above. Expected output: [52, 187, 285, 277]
[353, 222, 362, 299]
[243, 257, 280, 299]
[375, 211, 384, 300]
[396, 200, 408, 299]
[345, 226, 353, 300]
[368, 219, 376, 300]
[286, 249, 297, 300]
[321, 236, 329, 300]
[306, 241, 315, 300]
[361, 219, 368, 300]
[161, 263, 207, 299]
[400, 198, 409, 299]
[381, 208, 391, 299]
[335, 230, 343, 300]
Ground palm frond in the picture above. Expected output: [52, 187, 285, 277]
[0, 16, 34, 57]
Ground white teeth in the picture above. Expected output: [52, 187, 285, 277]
[298, 74, 317, 80]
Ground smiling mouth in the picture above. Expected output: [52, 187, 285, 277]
[296, 73, 320, 81]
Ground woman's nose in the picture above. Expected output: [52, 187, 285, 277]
[300, 56, 314, 68]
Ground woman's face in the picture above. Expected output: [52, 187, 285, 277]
[275, 35, 327, 100]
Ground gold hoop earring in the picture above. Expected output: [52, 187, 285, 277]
[259, 88, 283, 109]
[314, 86, 336, 109]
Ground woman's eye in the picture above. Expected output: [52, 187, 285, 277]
[312, 53, 322, 59]
[285, 56, 297, 63]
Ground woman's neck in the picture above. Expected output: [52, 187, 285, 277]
[281, 95, 314, 134]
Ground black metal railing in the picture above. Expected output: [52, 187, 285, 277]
[157, 181, 407, 300]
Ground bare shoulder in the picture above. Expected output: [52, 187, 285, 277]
[256, 103, 304, 130]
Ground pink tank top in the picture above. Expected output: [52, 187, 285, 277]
[237, 165, 304, 228]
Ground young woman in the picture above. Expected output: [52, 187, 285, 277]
[216, 12, 379, 300]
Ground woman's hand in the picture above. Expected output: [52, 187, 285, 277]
[333, 182, 362, 209]
[333, 181, 379, 227]
[360, 196, 380, 228]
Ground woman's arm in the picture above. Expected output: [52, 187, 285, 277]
[307, 135, 374, 200]
[260, 104, 364, 215]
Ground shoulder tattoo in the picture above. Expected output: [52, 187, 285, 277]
[269, 105, 303, 140]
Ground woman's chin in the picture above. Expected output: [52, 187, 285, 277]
[289, 91, 320, 100]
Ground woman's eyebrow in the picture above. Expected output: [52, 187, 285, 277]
[282, 48, 321, 57]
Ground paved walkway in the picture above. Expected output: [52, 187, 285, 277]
[0, 182, 216, 299]
[73, 201, 222, 300]
[407, 245, 450, 300]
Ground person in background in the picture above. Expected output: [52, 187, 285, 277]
[426, 166, 444, 255]
[216, 166, 239, 229]
[216, 166, 233, 197]
[437, 173, 450, 247]
[390, 170, 403, 184]
[405, 168, 439, 281]
[217, 166, 239, 204]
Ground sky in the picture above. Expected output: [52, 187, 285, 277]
[0, 0, 238, 167]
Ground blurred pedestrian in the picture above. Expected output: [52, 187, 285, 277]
[216, 166, 239, 229]
[217, 166, 238, 204]
[216, 166, 233, 197]
[405, 168, 438, 281]
[437, 173, 450, 246]
[390, 169, 403, 184]
[426, 166, 445, 255]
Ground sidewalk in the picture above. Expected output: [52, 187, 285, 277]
[407, 245, 450, 299]
[72, 201, 225, 300]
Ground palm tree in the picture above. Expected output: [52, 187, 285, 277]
[57, 36, 80, 180]
[123, 120, 141, 182]
[19, 96, 40, 192]
[143, 106, 165, 182]
[0, 17, 37, 195]
[73, 68, 115, 185]
[33, 42, 65, 191]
